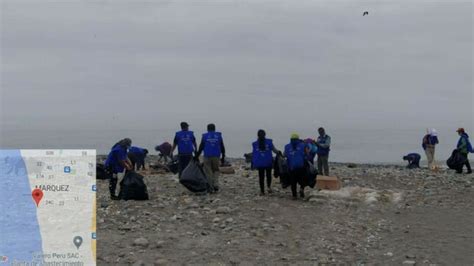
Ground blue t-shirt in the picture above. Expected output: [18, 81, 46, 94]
[105, 145, 128, 173]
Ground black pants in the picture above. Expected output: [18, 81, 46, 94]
[129, 153, 146, 170]
[258, 167, 272, 193]
[109, 173, 119, 196]
[290, 168, 306, 198]
[458, 153, 472, 173]
[178, 154, 193, 177]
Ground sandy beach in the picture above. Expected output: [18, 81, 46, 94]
[96, 156, 473, 265]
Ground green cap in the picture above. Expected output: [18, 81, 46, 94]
[290, 133, 299, 139]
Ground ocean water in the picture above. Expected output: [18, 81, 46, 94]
[1, 125, 471, 164]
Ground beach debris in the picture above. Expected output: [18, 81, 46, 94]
[309, 186, 403, 205]
[133, 237, 149, 248]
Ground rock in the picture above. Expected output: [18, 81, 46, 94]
[189, 203, 199, 208]
[220, 166, 236, 174]
[212, 217, 221, 223]
[170, 215, 182, 221]
[406, 254, 416, 259]
[309, 198, 326, 204]
[154, 241, 165, 249]
[154, 259, 168, 266]
[132, 260, 146, 266]
[402, 260, 416, 265]
[119, 225, 132, 231]
[309, 191, 329, 199]
[229, 257, 240, 264]
[384, 252, 393, 257]
[225, 218, 234, 223]
[347, 163, 357, 168]
[216, 206, 231, 214]
[335, 248, 343, 254]
[133, 237, 149, 248]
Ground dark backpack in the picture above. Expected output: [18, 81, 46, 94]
[118, 171, 149, 200]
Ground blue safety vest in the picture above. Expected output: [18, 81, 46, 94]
[316, 135, 331, 156]
[175, 130, 195, 154]
[105, 145, 128, 173]
[202, 131, 223, 157]
[129, 146, 145, 155]
[284, 141, 306, 170]
[252, 138, 274, 168]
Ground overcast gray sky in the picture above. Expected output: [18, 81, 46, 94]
[0, 0, 472, 162]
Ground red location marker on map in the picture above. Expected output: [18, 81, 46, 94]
[32, 189, 44, 207]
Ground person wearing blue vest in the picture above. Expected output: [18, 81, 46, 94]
[402, 153, 421, 169]
[315, 127, 331, 176]
[105, 138, 133, 200]
[304, 138, 318, 164]
[195, 123, 226, 193]
[284, 133, 309, 199]
[456, 128, 472, 174]
[252, 129, 282, 195]
[171, 122, 197, 177]
[128, 146, 149, 171]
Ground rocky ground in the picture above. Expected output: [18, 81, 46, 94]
[96, 157, 474, 265]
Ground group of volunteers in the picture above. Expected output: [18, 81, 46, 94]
[104, 123, 471, 200]
[250, 127, 331, 199]
[402, 128, 472, 174]
[103, 122, 332, 200]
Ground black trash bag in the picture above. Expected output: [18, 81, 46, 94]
[273, 157, 280, 178]
[179, 159, 210, 192]
[305, 161, 318, 188]
[118, 171, 149, 200]
[244, 153, 253, 164]
[274, 155, 290, 189]
[96, 163, 111, 180]
[167, 157, 179, 174]
[447, 149, 467, 170]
